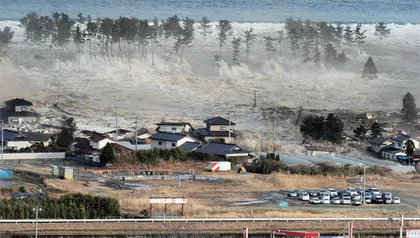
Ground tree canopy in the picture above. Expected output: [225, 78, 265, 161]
[402, 92, 417, 121]
[300, 113, 344, 144]
[361, 56, 378, 79]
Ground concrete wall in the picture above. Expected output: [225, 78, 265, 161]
[8, 116, 37, 124]
[307, 151, 335, 157]
[90, 138, 114, 150]
[6, 141, 32, 150]
[1, 152, 65, 160]
[15, 105, 34, 112]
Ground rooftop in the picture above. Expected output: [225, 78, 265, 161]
[179, 142, 201, 151]
[368, 137, 389, 145]
[149, 132, 188, 142]
[78, 124, 133, 135]
[20, 132, 51, 142]
[156, 122, 192, 126]
[90, 134, 109, 142]
[195, 142, 248, 156]
[204, 116, 236, 126]
[382, 147, 404, 154]
[393, 135, 411, 142]
[4, 98, 33, 107]
[117, 141, 151, 151]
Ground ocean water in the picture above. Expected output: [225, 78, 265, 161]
[0, 0, 420, 23]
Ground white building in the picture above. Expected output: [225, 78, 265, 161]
[149, 132, 195, 149]
[392, 135, 420, 150]
[89, 135, 114, 150]
[305, 146, 336, 157]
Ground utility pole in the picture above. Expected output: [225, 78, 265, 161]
[273, 106, 278, 140]
[399, 214, 404, 238]
[228, 111, 232, 142]
[32, 205, 42, 238]
[260, 130, 263, 152]
[115, 107, 119, 141]
[178, 174, 181, 197]
[322, 116, 327, 139]
[253, 90, 257, 108]
[1, 120, 3, 163]
[135, 116, 138, 151]
[363, 164, 366, 205]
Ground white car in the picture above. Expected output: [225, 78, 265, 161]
[369, 187, 380, 196]
[346, 187, 358, 196]
[331, 197, 341, 204]
[351, 199, 362, 206]
[310, 197, 321, 204]
[352, 194, 361, 200]
[393, 197, 401, 204]
[328, 188, 338, 196]
[321, 192, 330, 200]
[300, 192, 310, 201]
[341, 197, 351, 205]
[322, 198, 330, 204]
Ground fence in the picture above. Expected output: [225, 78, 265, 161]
[1, 152, 65, 160]
[0, 217, 419, 224]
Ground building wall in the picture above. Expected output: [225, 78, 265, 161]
[307, 151, 335, 157]
[6, 141, 32, 150]
[204, 136, 234, 143]
[15, 105, 34, 112]
[151, 137, 195, 149]
[90, 139, 113, 150]
[209, 125, 232, 131]
[8, 116, 37, 124]
[158, 125, 185, 133]
[1, 152, 65, 160]
[393, 139, 420, 150]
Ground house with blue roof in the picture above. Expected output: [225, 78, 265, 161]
[381, 146, 406, 161]
[392, 135, 419, 150]
[149, 132, 196, 149]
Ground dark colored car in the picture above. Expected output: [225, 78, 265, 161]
[373, 196, 383, 204]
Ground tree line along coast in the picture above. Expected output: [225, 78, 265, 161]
[0, 12, 392, 76]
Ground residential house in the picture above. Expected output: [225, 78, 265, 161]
[3, 98, 37, 124]
[77, 124, 133, 140]
[368, 137, 393, 154]
[179, 141, 201, 151]
[156, 122, 194, 134]
[305, 146, 336, 156]
[0, 130, 51, 150]
[149, 132, 195, 149]
[392, 135, 420, 150]
[381, 146, 406, 161]
[195, 141, 249, 158]
[73, 138, 100, 163]
[197, 116, 236, 143]
[89, 135, 114, 150]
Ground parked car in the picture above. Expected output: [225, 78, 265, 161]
[384, 198, 392, 204]
[351, 194, 361, 200]
[357, 188, 364, 195]
[364, 197, 371, 204]
[341, 192, 351, 199]
[341, 197, 351, 205]
[287, 190, 298, 197]
[297, 190, 305, 196]
[308, 190, 318, 197]
[331, 197, 341, 205]
[364, 192, 373, 199]
[317, 190, 326, 196]
[382, 192, 392, 199]
[309, 197, 321, 204]
[368, 187, 381, 196]
[300, 192, 310, 201]
[322, 198, 330, 204]
[346, 187, 358, 196]
[351, 199, 362, 206]
[393, 197, 401, 204]
[372, 196, 383, 204]
[328, 188, 338, 196]
[321, 192, 330, 200]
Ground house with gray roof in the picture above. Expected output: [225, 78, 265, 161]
[149, 132, 196, 149]
[368, 137, 393, 153]
[195, 141, 249, 158]
[197, 116, 236, 143]
[179, 142, 201, 151]
[3, 98, 37, 124]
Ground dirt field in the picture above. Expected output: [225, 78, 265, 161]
[40, 167, 420, 218]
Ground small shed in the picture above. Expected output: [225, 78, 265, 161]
[59, 167, 74, 180]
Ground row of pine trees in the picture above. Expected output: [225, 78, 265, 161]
[0, 193, 121, 219]
[1, 13, 391, 69]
